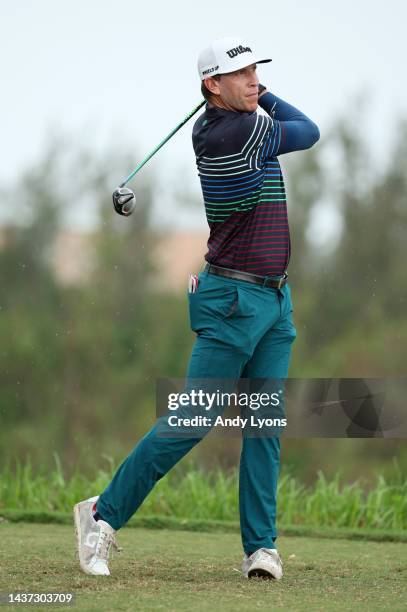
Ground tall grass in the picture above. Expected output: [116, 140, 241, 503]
[0, 454, 406, 530]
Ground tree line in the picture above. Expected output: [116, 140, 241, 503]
[0, 109, 406, 481]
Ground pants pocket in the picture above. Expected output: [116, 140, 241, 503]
[188, 280, 239, 334]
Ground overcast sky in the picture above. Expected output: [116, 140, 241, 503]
[1, 0, 406, 229]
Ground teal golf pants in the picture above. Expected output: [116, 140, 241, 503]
[97, 269, 297, 554]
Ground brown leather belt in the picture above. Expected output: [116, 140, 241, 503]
[204, 263, 288, 289]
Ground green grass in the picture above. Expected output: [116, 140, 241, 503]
[1, 523, 406, 611]
[1, 510, 406, 544]
[1, 456, 406, 531]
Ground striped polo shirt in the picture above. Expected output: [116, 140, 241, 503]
[192, 104, 289, 276]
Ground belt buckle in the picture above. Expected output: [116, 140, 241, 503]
[277, 275, 286, 289]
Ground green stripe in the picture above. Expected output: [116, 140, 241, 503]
[204, 192, 260, 208]
[205, 187, 287, 222]
[205, 206, 236, 212]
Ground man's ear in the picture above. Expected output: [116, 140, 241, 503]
[205, 76, 221, 96]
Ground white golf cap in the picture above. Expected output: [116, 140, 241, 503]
[198, 36, 271, 81]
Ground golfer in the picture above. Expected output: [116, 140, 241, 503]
[74, 36, 320, 579]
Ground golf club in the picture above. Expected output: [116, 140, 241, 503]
[112, 99, 206, 216]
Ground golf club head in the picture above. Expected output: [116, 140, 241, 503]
[112, 187, 136, 216]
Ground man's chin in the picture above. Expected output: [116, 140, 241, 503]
[246, 100, 258, 112]
[228, 100, 258, 113]
[234, 100, 258, 113]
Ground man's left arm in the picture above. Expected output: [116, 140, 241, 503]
[258, 85, 320, 155]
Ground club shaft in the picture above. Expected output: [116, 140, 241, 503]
[119, 100, 206, 188]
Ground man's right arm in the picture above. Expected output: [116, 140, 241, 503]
[258, 86, 320, 155]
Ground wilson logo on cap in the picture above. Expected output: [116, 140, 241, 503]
[197, 36, 272, 81]
[226, 45, 252, 59]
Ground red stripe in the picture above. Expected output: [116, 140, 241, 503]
[236, 240, 288, 247]
[219, 252, 288, 263]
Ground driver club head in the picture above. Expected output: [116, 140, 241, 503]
[112, 187, 136, 217]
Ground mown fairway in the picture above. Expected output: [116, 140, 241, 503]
[1, 523, 406, 611]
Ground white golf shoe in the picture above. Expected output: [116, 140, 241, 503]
[73, 495, 122, 576]
[242, 547, 283, 580]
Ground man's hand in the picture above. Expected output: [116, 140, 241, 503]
[258, 83, 268, 98]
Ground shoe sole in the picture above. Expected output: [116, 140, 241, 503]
[73, 502, 109, 577]
[248, 568, 277, 579]
[248, 562, 282, 580]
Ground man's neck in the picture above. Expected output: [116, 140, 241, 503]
[208, 95, 238, 112]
